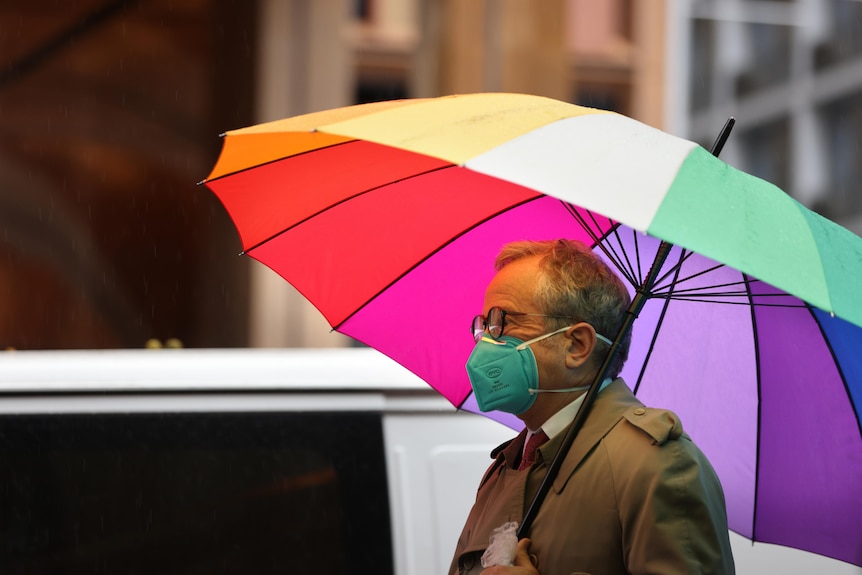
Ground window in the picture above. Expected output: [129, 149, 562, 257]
[576, 83, 630, 115]
[690, 19, 716, 111]
[814, 0, 862, 69]
[0, 412, 393, 574]
[355, 79, 408, 105]
[741, 117, 791, 194]
[736, 23, 792, 97]
[354, 0, 372, 21]
[821, 93, 862, 217]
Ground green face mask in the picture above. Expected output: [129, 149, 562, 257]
[466, 325, 612, 415]
[466, 334, 542, 414]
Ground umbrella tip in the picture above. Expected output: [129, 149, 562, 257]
[196, 179, 206, 186]
[238, 250, 246, 257]
[710, 118, 736, 157]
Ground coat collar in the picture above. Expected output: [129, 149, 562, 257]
[546, 378, 642, 492]
[489, 379, 642, 484]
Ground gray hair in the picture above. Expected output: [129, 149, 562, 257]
[495, 239, 632, 378]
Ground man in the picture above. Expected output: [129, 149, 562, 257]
[450, 239, 734, 575]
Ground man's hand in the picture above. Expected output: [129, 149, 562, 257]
[480, 538, 539, 575]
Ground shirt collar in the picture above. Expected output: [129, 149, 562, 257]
[529, 377, 613, 440]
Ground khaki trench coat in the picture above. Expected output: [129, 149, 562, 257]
[449, 379, 735, 575]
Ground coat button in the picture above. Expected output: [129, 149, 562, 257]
[633, 407, 646, 415]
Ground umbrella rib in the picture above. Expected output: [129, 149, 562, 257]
[653, 276, 756, 295]
[746, 272, 765, 545]
[563, 204, 639, 287]
[651, 248, 701, 290]
[651, 261, 806, 305]
[658, 287, 756, 299]
[806, 305, 862, 439]
[594, 217, 640, 286]
[562, 202, 605, 243]
[653, 273, 809, 305]
[582, 205, 613, 240]
[631, 246, 687, 394]
[654, 260, 748, 294]
[658, 295, 808, 307]
[633, 228, 644, 286]
[607, 225, 641, 286]
[656, 285, 782, 300]
[201, 138, 358, 184]
[642, 246, 723, 297]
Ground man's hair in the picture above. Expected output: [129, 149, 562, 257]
[495, 239, 632, 378]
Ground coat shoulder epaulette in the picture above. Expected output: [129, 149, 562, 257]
[622, 406, 684, 445]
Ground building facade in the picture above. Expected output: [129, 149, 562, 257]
[669, 0, 862, 234]
[0, 0, 661, 349]
[9, 0, 857, 351]
[248, 0, 667, 347]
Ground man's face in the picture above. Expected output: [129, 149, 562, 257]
[482, 256, 570, 393]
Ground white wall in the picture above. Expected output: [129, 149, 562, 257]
[384, 412, 514, 575]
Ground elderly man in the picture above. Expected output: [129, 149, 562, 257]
[450, 239, 734, 575]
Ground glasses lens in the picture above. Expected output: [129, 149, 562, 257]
[472, 308, 506, 342]
[471, 315, 485, 342]
[487, 307, 504, 339]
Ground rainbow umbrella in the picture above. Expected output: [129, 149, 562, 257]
[201, 93, 862, 566]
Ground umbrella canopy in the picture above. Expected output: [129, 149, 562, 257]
[202, 93, 862, 567]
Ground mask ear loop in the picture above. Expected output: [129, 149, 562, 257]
[528, 377, 614, 396]
[595, 333, 613, 346]
[517, 324, 614, 396]
[528, 384, 590, 395]
[514, 326, 573, 351]
[515, 325, 612, 351]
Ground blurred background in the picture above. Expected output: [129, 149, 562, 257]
[2, 0, 861, 351]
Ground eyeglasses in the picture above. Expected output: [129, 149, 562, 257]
[471, 306, 578, 343]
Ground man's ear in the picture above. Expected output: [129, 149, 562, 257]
[563, 323, 596, 369]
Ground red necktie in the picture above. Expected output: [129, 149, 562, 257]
[518, 430, 549, 470]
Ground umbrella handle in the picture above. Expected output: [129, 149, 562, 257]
[517, 117, 736, 540]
